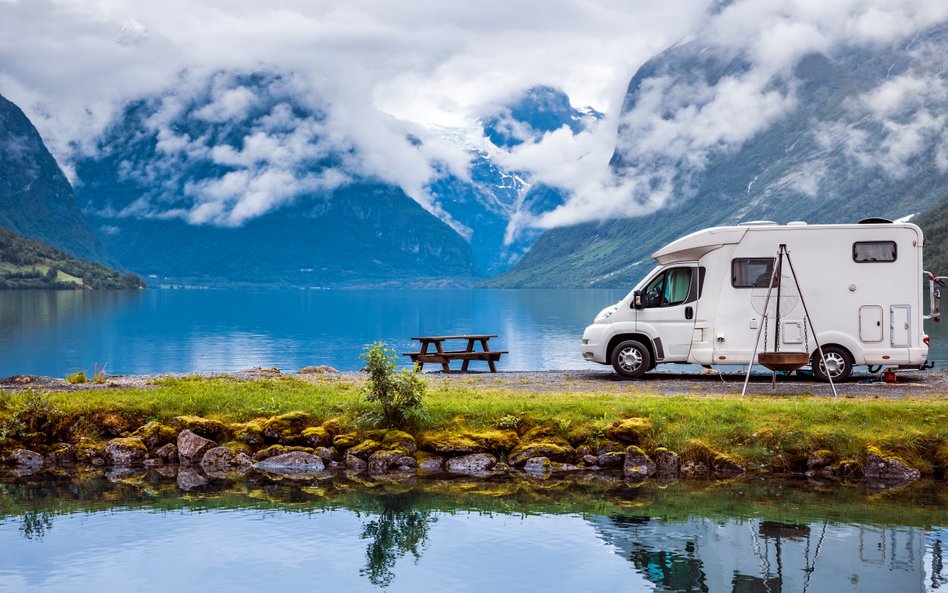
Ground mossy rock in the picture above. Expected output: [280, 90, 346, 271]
[333, 433, 359, 449]
[261, 411, 311, 441]
[251, 444, 314, 462]
[382, 430, 417, 454]
[681, 439, 742, 472]
[420, 430, 519, 455]
[320, 418, 341, 436]
[508, 441, 574, 466]
[415, 451, 444, 472]
[302, 426, 332, 448]
[521, 425, 557, 441]
[172, 416, 231, 442]
[45, 443, 76, 464]
[232, 422, 266, 447]
[75, 438, 104, 463]
[131, 421, 178, 451]
[348, 439, 383, 460]
[473, 430, 519, 452]
[625, 445, 646, 457]
[420, 432, 484, 455]
[605, 418, 652, 444]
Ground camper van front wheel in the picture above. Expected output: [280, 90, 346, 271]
[611, 340, 651, 379]
[811, 346, 853, 382]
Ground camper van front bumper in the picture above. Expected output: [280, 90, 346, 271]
[581, 324, 610, 364]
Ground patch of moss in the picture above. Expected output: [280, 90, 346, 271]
[472, 430, 519, 452]
[681, 439, 741, 470]
[75, 437, 104, 462]
[382, 430, 417, 454]
[605, 417, 652, 444]
[625, 445, 647, 457]
[172, 416, 230, 442]
[521, 425, 557, 441]
[108, 437, 148, 452]
[251, 444, 315, 462]
[131, 421, 177, 451]
[348, 439, 382, 459]
[420, 431, 483, 454]
[232, 421, 266, 447]
[261, 411, 311, 440]
[333, 433, 359, 449]
[320, 418, 341, 436]
[302, 426, 332, 447]
[509, 441, 574, 465]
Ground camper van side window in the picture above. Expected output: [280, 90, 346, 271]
[731, 258, 775, 288]
[642, 267, 695, 308]
[853, 241, 897, 263]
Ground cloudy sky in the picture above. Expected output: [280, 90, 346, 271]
[1, 0, 946, 234]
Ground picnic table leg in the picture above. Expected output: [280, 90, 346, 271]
[461, 338, 475, 371]
[480, 338, 497, 372]
[416, 340, 430, 372]
[434, 340, 451, 372]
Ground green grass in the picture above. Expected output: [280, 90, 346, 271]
[3, 375, 948, 472]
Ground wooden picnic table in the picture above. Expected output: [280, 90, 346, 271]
[403, 334, 507, 372]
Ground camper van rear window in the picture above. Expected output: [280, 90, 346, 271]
[731, 258, 775, 288]
[853, 241, 897, 263]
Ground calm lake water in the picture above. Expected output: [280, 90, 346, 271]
[0, 471, 946, 593]
[1, 288, 946, 378]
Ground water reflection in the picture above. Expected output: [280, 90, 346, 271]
[596, 515, 937, 593]
[0, 471, 946, 592]
[358, 494, 435, 587]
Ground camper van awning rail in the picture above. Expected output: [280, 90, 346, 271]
[651, 226, 748, 265]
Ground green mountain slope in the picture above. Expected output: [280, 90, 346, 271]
[0, 228, 144, 289]
[492, 23, 948, 288]
[917, 200, 948, 276]
[0, 94, 109, 263]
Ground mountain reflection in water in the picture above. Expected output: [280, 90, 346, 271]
[0, 470, 945, 593]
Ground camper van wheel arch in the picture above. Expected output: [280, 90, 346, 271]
[611, 340, 652, 379]
[810, 345, 853, 382]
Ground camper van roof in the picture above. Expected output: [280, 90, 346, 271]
[650, 221, 923, 264]
[651, 226, 747, 264]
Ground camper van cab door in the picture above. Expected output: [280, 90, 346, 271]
[636, 265, 700, 360]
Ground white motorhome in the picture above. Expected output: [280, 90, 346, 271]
[582, 220, 944, 380]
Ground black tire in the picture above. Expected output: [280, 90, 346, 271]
[611, 340, 652, 379]
[811, 346, 853, 382]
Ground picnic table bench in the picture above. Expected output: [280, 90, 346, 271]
[403, 335, 507, 372]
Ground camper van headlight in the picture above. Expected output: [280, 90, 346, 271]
[596, 305, 618, 322]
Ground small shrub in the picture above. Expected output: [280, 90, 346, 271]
[360, 342, 428, 430]
[66, 371, 87, 384]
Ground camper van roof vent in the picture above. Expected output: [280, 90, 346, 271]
[787, 221, 807, 226]
[738, 220, 777, 227]
[858, 217, 893, 224]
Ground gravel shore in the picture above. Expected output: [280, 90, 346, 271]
[3, 366, 947, 399]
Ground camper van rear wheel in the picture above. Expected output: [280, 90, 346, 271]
[611, 340, 651, 379]
[811, 346, 853, 382]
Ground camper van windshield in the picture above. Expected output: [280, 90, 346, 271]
[732, 258, 775, 288]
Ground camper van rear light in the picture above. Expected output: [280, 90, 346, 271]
[924, 336, 930, 348]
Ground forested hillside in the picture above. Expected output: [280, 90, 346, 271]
[0, 228, 144, 289]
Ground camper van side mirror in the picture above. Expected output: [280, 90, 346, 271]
[632, 290, 643, 309]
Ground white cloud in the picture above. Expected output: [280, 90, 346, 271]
[526, 0, 948, 228]
[1, 0, 946, 234]
[0, 0, 708, 216]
